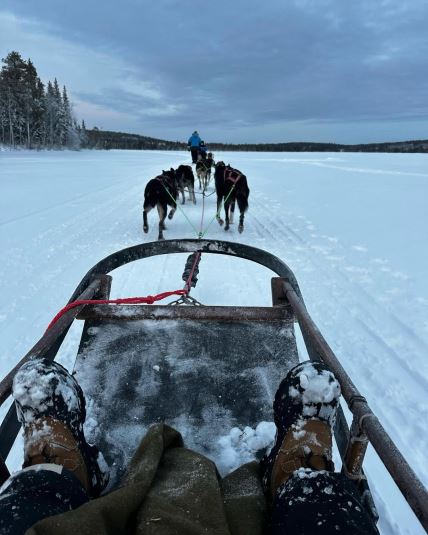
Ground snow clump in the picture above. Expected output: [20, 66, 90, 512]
[216, 421, 276, 474]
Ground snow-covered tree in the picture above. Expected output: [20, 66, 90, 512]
[0, 50, 84, 149]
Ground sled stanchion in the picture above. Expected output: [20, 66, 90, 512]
[342, 416, 369, 482]
[282, 280, 428, 532]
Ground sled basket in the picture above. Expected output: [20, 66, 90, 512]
[1, 239, 427, 530]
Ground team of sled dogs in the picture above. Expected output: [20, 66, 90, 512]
[143, 156, 250, 240]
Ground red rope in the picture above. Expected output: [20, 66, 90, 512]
[46, 289, 187, 330]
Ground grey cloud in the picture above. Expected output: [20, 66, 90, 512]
[2, 0, 428, 142]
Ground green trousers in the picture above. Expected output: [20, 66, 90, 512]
[27, 424, 267, 535]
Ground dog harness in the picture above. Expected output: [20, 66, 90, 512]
[224, 167, 243, 184]
[155, 173, 170, 185]
[197, 159, 212, 171]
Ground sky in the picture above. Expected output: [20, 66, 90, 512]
[1, 0, 427, 144]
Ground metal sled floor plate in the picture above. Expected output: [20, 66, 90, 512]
[74, 306, 298, 488]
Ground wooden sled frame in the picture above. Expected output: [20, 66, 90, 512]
[0, 239, 427, 530]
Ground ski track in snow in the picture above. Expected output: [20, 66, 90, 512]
[1, 150, 427, 535]
[252, 205, 428, 453]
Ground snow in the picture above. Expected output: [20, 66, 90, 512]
[289, 365, 341, 406]
[216, 422, 276, 474]
[1, 149, 428, 533]
[12, 360, 80, 423]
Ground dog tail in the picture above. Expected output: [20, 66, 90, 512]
[237, 178, 249, 212]
[144, 180, 159, 208]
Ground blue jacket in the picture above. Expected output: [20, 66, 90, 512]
[188, 133, 202, 148]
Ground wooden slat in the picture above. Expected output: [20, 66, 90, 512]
[77, 304, 294, 322]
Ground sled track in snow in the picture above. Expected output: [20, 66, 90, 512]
[252, 202, 428, 370]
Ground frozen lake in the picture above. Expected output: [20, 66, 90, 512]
[1, 149, 427, 534]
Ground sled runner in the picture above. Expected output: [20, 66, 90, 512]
[0, 239, 427, 530]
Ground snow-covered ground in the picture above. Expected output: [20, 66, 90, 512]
[1, 149, 427, 533]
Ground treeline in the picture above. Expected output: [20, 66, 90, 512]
[85, 130, 428, 153]
[207, 140, 428, 153]
[0, 51, 84, 149]
[85, 128, 185, 150]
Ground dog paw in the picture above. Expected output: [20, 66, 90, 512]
[143, 226, 148, 233]
[238, 225, 244, 233]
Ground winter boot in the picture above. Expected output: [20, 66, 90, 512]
[262, 360, 341, 500]
[12, 358, 108, 497]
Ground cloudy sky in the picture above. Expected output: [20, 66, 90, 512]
[1, 0, 427, 143]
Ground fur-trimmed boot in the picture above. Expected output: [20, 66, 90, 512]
[12, 358, 108, 497]
[262, 360, 341, 499]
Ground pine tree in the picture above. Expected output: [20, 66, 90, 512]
[53, 78, 63, 146]
[22, 59, 39, 148]
[80, 119, 88, 148]
[0, 50, 85, 150]
[33, 78, 46, 148]
[0, 51, 28, 146]
[45, 80, 56, 147]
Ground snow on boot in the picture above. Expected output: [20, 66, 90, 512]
[262, 360, 341, 500]
[12, 358, 108, 497]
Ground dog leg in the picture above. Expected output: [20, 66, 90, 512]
[238, 212, 245, 233]
[181, 187, 185, 205]
[168, 206, 176, 220]
[143, 205, 152, 233]
[229, 199, 235, 224]
[158, 220, 165, 240]
[224, 202, 230, 231]
[216, 196, 224, 226]
[157, 204, 167, 234]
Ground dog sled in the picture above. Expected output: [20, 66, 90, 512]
[0, 239, 427, 531]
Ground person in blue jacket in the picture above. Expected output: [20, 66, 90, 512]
[187, 131, 202, 163]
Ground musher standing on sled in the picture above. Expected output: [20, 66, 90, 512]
[188, 130, 202, 164]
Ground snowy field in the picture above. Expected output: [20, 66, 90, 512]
[1, 149, 427, 533]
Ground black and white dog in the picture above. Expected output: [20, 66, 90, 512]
[214, 162, 250, 233]
[195, 153, 215, 191]
[143, 168, 177, 240]
[176, 164, 196, 205]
